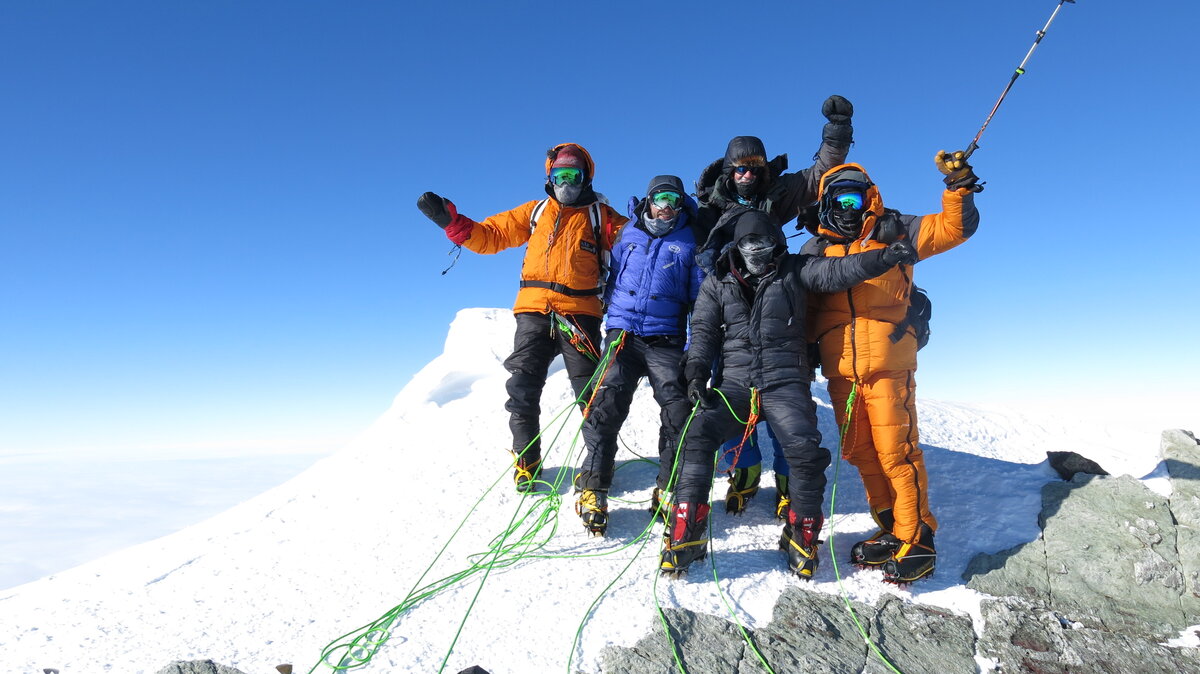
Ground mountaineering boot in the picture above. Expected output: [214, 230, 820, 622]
[659, 502, 711, 578]
[511, 453, 541, 493]
[850, 508, 900, 567]
[575, 489, 609, 536]
[773, 474, 790, 521]
[779, 511, 823, 580]
[724, 464, 762, 514]
[881, 522, 936, 584]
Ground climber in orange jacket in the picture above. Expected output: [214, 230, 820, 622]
[802, 152, 981, 583]
[417, 143, 627, 492]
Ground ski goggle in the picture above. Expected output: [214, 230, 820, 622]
[832, 191, 864, 210]
[651, 191, 683, 209]
[732, 166, 759, 176]
[549, 167, 584, 186]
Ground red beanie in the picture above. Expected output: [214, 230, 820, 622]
[551, 145, 587, 170]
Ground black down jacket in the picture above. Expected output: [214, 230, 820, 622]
[684, 226, 890, 391]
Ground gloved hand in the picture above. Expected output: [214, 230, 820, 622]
[821, 95, 854, 124]
[935, 150, 983, 192]
[417, 192, 455, 228]
[686, 378, 710, 406]
[882, 239, 918, 266]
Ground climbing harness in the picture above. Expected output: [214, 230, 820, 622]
[552, 311, 601, 363]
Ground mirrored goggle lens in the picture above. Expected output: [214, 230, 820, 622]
[550, 167, 583, 185]
[834, 192, 864, 210]
[652, 191, 683, 209]
[733, 166, 759, 175]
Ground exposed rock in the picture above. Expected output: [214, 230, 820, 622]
[602, 587, 977, 674]
[155, 661, 249, 674]
[1046, 450, 1109, 481]
[1163, 429, 1200, 603]
[977, 596, 1200, 674]
[744, 588, 873, 673]
[962, 532, 1050, 603]
[600, 607, 748, 673]
[1042, 474, 1187, 639]
[967, 468, 1193, 640]
[864, 595, 976, 674]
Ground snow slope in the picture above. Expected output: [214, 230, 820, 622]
[0, 308, 1184, 674]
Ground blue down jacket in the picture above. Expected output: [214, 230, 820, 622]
[603, 196, 705, 337]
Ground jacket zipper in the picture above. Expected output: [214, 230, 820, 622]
[843, 242, 861, 381]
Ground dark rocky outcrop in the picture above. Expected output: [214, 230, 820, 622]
[1046, 450, 1109, 481]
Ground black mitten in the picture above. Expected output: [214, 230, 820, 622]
[417, 192, 453, 228]
[821, 95, 854, 124]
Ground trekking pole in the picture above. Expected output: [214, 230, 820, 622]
[963, 0, 1076, 159]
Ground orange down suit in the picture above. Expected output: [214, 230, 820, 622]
[807, 163, 979, 543]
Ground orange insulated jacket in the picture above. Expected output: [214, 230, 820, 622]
[806, 163, 979, 378]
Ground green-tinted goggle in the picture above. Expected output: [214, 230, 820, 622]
[651, 191, 683, 209]
[550, 167, 584, 186]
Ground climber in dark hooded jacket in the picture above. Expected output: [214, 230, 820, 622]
[693, 94, 855, 273]
[694, 95, 854, 515]
[574, 176, 704, 536]
[660, 208, 916, 580]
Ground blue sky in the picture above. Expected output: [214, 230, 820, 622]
[2, 1, 1198, 459]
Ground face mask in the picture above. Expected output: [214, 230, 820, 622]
[737, 234, 776, 275]
[553, 183, 584, 206]
[643, 212, 677, 237]
[734, 177, 758, 198]
[826, 207, 863, 240]
[819, 184, 868, 241]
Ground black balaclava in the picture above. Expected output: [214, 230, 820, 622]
[732, 209, 779, 276]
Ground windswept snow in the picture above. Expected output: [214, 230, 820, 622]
[0, 308, 1185, 674]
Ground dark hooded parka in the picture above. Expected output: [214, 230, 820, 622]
[675, 209, 895, 520]
[693, 113, 853, 272]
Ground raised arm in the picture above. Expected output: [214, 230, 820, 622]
[416, 192, 539, 254]
[897, 151, 982, 259]
[773, 95, 856, 222]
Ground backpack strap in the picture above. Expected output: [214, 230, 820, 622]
[529, 198, 550, 233]
[523, 198, 610, 298]
[590, 201, 611, 298]
[888, 265, 932, 349]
